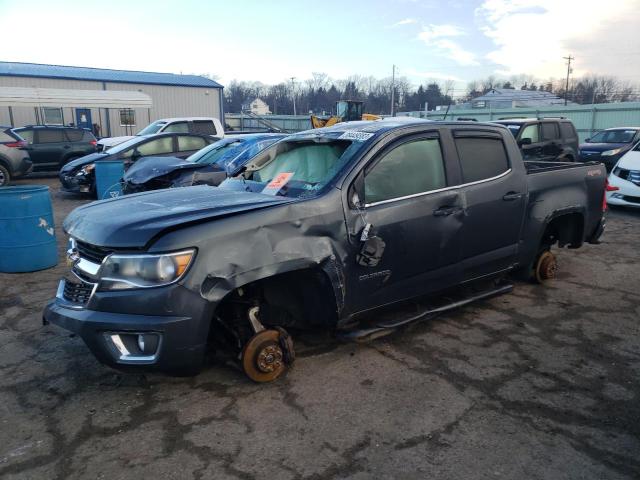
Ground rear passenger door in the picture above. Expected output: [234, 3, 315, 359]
[540, 122, 563, 161]
[345, 131, 464, 310]
[453, 130, 527, 280]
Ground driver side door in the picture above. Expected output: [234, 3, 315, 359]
[343, 131, 464, 313]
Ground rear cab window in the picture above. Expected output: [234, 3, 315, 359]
[454, 133, 510, 183]
[192, 120, 217, 135]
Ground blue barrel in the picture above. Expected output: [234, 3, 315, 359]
[0, 185, 58, 273]
[95, 160, 124, 200]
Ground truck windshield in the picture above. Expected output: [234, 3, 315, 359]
[137, 121, 167, 136]
[220, 139, 356, 198]
[189, 139, 244, 165]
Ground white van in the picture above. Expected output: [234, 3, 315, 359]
[98, 117, 224, 151]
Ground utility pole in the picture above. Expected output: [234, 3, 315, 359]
[390, 64, 396, 116]
[563, 55, 574, 106]
[290, 77, 297, 116]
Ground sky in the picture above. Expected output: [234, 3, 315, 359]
[0, 0, 638, 95]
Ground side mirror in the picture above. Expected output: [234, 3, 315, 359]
[131, 148, 141, 159]
[518, 138, 532, 146]
[585, 138, 591, 143]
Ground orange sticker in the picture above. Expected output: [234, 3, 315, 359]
[262, 172, 294, 195]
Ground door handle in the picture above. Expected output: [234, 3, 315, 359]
[63, 145, 71, 149]
[503, 192, 523, 201]
[433, 206, 462, 217]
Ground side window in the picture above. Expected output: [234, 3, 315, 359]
[178, 135, 207, 152]
[364, 138, 446, 205]
[520, 124, 539, 143]
[559, 122, 577, 140]
[162, 122, 189, 133]
[65, 129, 83, 142]
[136, 137, 175, 156]
[192, 120, 216, 135]
[454, 136, 510, 183]
[36, 129, 65, 143]
[16, 129, 34, 143]
[541, 122, 560, 140]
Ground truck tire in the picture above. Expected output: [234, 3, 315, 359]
[0, 164, 11, 186]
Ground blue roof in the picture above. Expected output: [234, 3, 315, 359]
[0, 61, 223, 89]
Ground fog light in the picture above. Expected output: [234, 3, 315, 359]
[104, 332, 161, 364]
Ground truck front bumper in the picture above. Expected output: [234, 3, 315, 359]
[43, 280, 213, 373]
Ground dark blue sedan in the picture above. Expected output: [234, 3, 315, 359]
[122, 133, 287, 194]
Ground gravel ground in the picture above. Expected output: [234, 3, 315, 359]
[1, 176, 639, 480]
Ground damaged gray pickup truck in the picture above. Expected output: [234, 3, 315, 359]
[44, 119, 608, 382]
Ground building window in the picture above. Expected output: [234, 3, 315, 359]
[119, 109, 136, 127]
[42, 107, 63, 125]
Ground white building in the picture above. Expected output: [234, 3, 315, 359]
[242, 98, 271, 115]
[0, 61, 224, 137]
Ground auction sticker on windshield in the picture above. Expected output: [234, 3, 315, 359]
[338, 131, 374, 141]
[262, 172, 294, 195]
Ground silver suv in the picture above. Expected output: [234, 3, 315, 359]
[0, 127, 32, 186]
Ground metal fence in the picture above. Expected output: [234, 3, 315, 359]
[398, 102, 640, 142]
[225, 113, 312, 133]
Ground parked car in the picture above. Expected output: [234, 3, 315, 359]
[122, 133, 286, 194]
[97, 117, 224, 151]
[59, 132, 216, 196]
[44, 120, 607, 382]
[578, 127, 640, 172]
[607, 141, 640, 208]
[494, 118, 579, 162]
[0, 126, 31, 186]
[13, 125, 97, 172]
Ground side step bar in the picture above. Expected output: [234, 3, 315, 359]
[338, 283, 514, 342]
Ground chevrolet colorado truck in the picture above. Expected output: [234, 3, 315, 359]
[44, 119, 607, 382]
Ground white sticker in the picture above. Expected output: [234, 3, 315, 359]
[338, 131, 375, 141]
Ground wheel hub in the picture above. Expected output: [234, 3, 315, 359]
[257, 344, 283, 373]
[535, 251, 557, 283]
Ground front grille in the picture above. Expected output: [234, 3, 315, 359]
[76, 241, 113, 264]
[63, 277, 94, 305]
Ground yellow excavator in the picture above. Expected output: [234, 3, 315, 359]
[311, 100, 381, 128]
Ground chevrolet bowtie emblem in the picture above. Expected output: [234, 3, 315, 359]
[66, 248, 81, 267]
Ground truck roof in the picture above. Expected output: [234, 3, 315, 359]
[293, 118, 508, 140]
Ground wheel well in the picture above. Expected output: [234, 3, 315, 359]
[541, 213, 584, 249]
[212, 268, 339, 345]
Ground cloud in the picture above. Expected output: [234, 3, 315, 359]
[387, 18, 418, 28]
[476, 0, 639, 79]
[417, 24, 478, 66]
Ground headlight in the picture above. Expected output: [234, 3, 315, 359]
[76, 163, 95, 176]
[601, 148, 622, 157]
[97, 249, 195, 291]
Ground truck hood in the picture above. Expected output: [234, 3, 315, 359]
[124, 156, 211, 184]
[63, 185, 294, 248]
